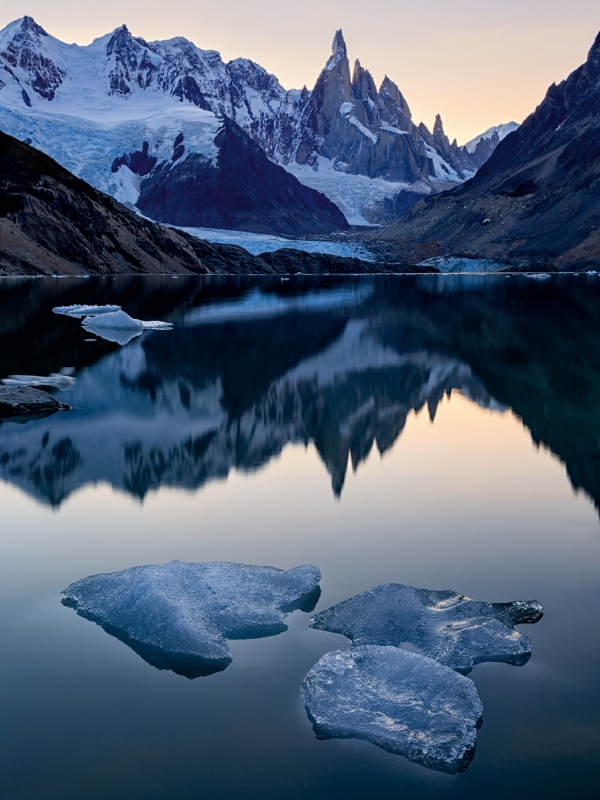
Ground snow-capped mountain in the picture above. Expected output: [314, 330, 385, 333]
[0, 17, 507, 228]
[465, 122, 520, 154]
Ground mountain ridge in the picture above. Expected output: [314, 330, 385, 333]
[0, 17, 510, 228]
[375, 32, 600, 269]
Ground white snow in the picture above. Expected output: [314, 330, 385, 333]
[425, 145, 460, 181]
[465, 122, 519, 153]
[379, 124, 410, 136]
[348, 116, 378, 143]
[284, 156, 427, 226]
[0, 101, 221, 198]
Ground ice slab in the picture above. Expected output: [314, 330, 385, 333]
[53, 304, 122, 318]
[1, 372, 76, 390]
[62, 561, 321, 678]
[81, 310, 172, 345]
[301, 646, 483, 774]
[310, 583, 543, 672]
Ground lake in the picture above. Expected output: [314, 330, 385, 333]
[0, 274, 599, 800]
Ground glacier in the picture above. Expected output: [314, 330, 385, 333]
[177, 225, 376, 260]
[301, 646, 483, 774]
[62, 561, 322, 678]
[310, 583, 543, 672]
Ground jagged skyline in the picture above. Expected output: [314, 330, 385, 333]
[0, 0, 597, 142]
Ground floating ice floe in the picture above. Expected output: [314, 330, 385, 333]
[310, 583, 543, 673]
[62, 561, 321, 678]
[81, 310, 172, 345]
[53, 304, 122, 318]
[1, 367, 76, 390]
[51, 305, 173, 345]
[301, 646, 483, 774]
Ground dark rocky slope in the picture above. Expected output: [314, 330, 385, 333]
[0, 131, 419, 275]
[0, 130, 210, 275]
[135, 118, 349, 235]
[376, 33, 600, 270]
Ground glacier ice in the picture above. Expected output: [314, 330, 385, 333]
[53, 304, 122, 318]
[1, 372, 76, 390]
[301, 646, 483, 774]
[310, 583, 543, 672]
[52, 305, 173, 345]
[62, 561, 321, 678]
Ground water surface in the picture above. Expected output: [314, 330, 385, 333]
[0, 274, 599, 799]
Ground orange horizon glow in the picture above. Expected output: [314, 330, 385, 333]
[1, 1, 598, 143]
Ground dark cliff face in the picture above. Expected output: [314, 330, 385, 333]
[0, 131, 210, 275]
[136, 118, 349, 235]
[379, 32, 600, 269]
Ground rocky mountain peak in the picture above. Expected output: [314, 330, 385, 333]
[105, 24, 161, 95]
[379, 76, 411, 116]
[433, 114, 453, 150]
[331, 29, 347, 60]
[0, 15, 65, 100]
[433, 114, 445, 138]
[19, 16, 48, 37]
[588, 30, 600, 73]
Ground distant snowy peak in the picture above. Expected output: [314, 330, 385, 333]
[0, 17, 512, 227]
[465, 122, 520, 153]
[0, 16, 65, 100]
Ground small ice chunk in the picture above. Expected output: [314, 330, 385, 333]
[310, 583, 543, 673]
[62, 561, 321, 678]
[82, 311, 143, 345]
[2, 373, 76, 390]
[301, 646, 483, 774]
[83, 310, 143, 331]
[53, 304, 122, 318]
[81, 310, 172, 345]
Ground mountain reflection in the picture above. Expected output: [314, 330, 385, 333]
[0, 275, 599, 510]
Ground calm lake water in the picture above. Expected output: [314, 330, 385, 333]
[0, 274, 599, 800]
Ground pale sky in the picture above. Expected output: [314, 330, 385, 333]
[1, 0, 598, 143]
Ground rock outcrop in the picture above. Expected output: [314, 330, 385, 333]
[376, 32, 600, 269]
[136, 118, 349, 235]
[0, 131, 383, 275]
[0, 130, 212, 275]
[0, 385, 69, 419]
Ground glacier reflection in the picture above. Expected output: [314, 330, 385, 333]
[0, 314, 495, 505]
[1, 274, 599, 512]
